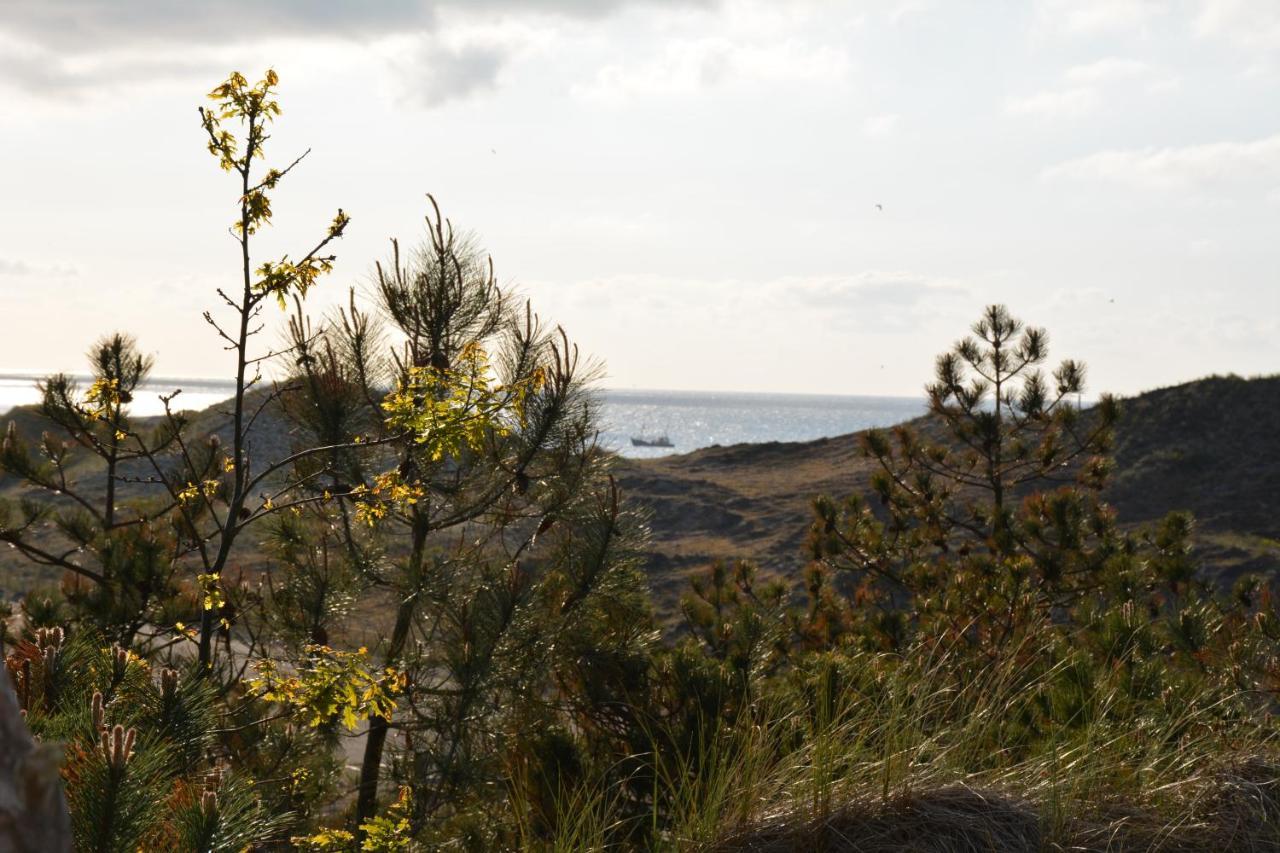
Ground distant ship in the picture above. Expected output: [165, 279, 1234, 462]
[631, 433, 674, 448]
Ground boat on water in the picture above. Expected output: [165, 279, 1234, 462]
[631, 434, 674, 448]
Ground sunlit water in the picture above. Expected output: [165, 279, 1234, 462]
[0, 374, 238, 418]
[1, 375, 925, 458]
[598, 389, 925, 458]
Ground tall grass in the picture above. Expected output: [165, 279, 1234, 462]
[516, 630, 1279, 851]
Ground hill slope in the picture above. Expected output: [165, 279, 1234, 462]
[617, 374, 1280, 616]
[3, 375, 1277, 617]
[0, 389, 299, 596]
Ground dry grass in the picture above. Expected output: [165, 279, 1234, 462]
[715, 786, 1041, 853]
[715, 758, 1280, 852]
[524, 634, 1280, 851]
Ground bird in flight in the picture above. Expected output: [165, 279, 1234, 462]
[875, 204, 883, 211]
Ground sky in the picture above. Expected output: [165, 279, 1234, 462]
[0, 0, 1277, 398]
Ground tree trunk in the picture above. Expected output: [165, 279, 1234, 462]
[354, 593, 418, 831]
[0, 669, 72, 852]
[355, 513, 430, 833]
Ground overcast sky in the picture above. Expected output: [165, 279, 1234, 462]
[1, 0, 1277, 397]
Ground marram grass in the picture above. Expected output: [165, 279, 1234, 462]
[520, 636, 1279, 851]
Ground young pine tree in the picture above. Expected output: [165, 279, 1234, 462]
[802, 304, 1197, 653]
[247, 199, 655, 845]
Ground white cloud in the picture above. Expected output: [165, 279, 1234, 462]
[541, 269, 964, 320]
[1009, 57, 1177, 122]
[521, 268, 972, 393]
[1042, 132, 1280, 189]
[572, 36, 848, 101]
[1064, 57, 1152, 83]
[0, 258, 79, 277]
[765, 271, 970, 330]
[1035, 0, 1167, 35]
[863, 113, 900, 137]
[886, 0, 935, 25]
[1195, 0, 1280, 50]
[1005, 87, 1098, 120]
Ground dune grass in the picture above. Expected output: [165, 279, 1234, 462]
[517, 629, 1279, 851]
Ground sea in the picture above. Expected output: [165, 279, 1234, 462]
[0, 374, 925, 459]
[598, 389, 925, 458]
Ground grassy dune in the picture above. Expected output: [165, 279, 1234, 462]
[619, 374, 1280, 619]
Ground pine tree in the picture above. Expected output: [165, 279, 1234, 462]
[4, 629, 288, 851]
[681, 558, 789, 696]
[802, 304, 1193, 652]
[247, 198, 656, 843]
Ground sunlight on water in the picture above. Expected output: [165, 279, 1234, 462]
[0, 375, 238, 418]
[600, 389, 925, 458]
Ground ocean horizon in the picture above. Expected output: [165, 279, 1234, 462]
[0, 372, 926, 458]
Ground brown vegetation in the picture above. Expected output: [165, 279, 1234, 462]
[617, 374, 1280, 618]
